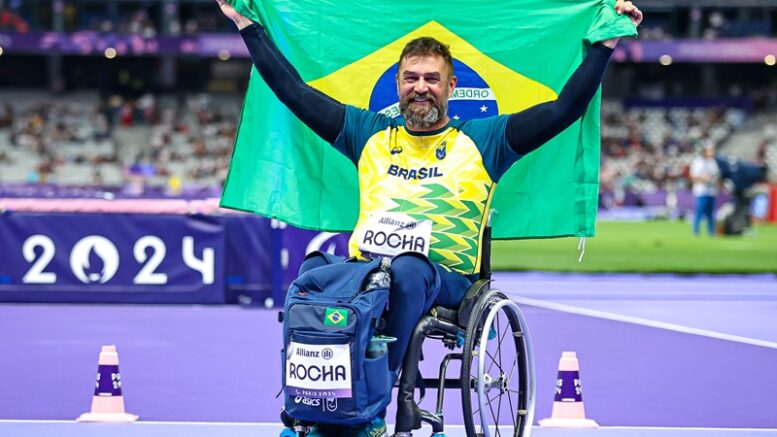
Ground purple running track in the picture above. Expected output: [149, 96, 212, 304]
[1, 297, 775, 428]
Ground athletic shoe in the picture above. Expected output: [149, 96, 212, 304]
[306, 418, 387, 437]
[341, 417, 387, 437]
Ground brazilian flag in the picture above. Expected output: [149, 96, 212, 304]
[324, 308, 348, 327]
[221, 0, 636, 239]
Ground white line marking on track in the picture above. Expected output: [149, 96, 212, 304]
[512, 296, 777, 350]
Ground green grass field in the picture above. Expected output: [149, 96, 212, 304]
[491, 221, 777, 274]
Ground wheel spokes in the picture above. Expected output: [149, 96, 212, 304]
[464, 296, 532, 437]
[485, 307, 525, 436]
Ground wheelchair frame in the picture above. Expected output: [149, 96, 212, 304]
[393, 224, 536, 437]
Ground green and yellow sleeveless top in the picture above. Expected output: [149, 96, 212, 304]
[332, 106, 522, 275]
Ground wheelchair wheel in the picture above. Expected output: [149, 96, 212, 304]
[460, 290, 535, 437]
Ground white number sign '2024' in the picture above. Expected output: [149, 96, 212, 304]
[21, 234, 214, 285]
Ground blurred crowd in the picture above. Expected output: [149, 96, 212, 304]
[0, 94, 118, 186]
[87, 8, 159, 38]
[1, 92, 775, 202]
[3, 3, 777, 38]
[136, 93, 237, 193]
[599, 102, 775, 210]
[68, 6, 230, 36]
[599, 102, 742, 201]
[0, 8, 28, 32]
[0, 92, 238, 193]
[0, 3, 231, 35]
[639, 8, 774, 40]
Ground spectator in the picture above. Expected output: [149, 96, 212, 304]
[0, 8, 29, 32]
[689, 143, 720, 236]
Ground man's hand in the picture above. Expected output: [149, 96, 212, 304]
[615, 0, 643, 26]
[601, 0, 644, 49]
[217, 0, 253, 30]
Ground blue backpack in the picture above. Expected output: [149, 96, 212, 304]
[281, 258, 392, 425]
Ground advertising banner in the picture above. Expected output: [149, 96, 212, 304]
[223, 214, 274, 305]
[3, 31, 777, 63]
[0, 32, 247, 57]
[0, 212, 225, 303]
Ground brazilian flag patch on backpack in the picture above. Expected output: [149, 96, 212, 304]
[324, 308, 348, 327]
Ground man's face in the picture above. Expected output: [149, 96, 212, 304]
[396, 55, 457, 130]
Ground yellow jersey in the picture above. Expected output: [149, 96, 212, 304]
[332, 106, 521, 275]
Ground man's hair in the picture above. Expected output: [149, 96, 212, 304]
[399, 37, 454, 77]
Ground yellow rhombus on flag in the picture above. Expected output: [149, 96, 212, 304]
[309, 21, 557, 115]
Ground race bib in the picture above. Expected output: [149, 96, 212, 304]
[358, 212, 432, 258]
[286, 342, 352, 398]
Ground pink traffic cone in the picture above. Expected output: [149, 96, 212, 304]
[539, 351, 598, 428]
[76, 345, 139, 422]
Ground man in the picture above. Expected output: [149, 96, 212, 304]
[714, 154, 768, 235]
[690, 144, 720, 236]
[217, 1, 642, 435]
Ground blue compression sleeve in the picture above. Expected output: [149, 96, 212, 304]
[506, 43, 613, 155]
[240, 23, 345, 144]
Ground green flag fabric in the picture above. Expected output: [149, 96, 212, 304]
[220, 0, 636, 239]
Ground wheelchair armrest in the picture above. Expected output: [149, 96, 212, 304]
[456, 278, 491, 328]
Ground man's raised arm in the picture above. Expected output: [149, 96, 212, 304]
[505, 0, 643, 156]
[217, 0, 345, 144]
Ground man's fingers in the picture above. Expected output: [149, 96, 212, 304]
[614, 1, 643, 25]
[628, 7, 643, 25]
[615, 2, 634, 10]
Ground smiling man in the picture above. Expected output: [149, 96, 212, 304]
[217, 1, 642, 436]
[397, 38, 456, 130]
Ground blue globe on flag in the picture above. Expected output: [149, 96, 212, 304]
[369, 59, 499, 122]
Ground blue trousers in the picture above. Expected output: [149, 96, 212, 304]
[693, 195, 716, 236]
[299, 252, 472, 373]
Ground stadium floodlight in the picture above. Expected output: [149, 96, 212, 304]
[765, 55, 776, 67]
[104, 48, 117, 59]
[659, 54, 672, 66]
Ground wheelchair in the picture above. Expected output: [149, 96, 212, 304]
[281, 223, 535, 437]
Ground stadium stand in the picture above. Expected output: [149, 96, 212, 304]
[1, 90, 774, 215]
[0, 91, 239, 193]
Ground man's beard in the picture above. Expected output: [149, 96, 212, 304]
[399, 92, 448, 129]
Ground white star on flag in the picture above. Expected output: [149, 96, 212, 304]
[480, 105, 488, 113]
[453, 114, 460, 120]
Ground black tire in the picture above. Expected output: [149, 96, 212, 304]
[460, 290, 531, 437]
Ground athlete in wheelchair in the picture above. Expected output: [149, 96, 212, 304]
[217, 1, 642, 435]
[281, 218, 533, 437]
